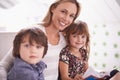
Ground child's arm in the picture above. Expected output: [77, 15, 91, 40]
[59, 61, 73, 80]
[74, 74, 84, 80]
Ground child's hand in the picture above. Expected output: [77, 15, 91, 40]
[74, 74, 84, 80]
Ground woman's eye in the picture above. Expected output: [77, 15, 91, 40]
[70, 15, 75, 19]
[61, 10, 66, 14]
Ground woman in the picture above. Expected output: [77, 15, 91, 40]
[0, 0, 81, 80]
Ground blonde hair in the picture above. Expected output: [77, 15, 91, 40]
[42, 0, 81, 27]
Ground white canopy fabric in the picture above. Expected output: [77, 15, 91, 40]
[0, 0, 120, 31]
[79, 0, 120, 24]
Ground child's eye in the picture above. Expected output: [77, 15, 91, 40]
[82, 35, 86, 38]
[36, 45, 42, 49]
[73, 35, 76, 37]
[24, 44, 30, 48]
[72, 34, 77, 38]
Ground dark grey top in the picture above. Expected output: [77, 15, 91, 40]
[7, 57, 47, 80]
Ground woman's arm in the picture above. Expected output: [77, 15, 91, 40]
[85, 62, 89, 72]
[0, 47, 15, 80]
[59, 61, 73, 80]
[110, 72, 120, 80]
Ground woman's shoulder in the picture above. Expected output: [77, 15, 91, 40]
[32, 23, 44, 29]
[28, 23, 46, 33]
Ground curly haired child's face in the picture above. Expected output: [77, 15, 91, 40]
[69, 33, 87, 49]
[19, 36, 44, 65]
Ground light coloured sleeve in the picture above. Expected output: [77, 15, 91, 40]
[0, 47, 15, 80]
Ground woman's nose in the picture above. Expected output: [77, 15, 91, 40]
[64, 15, 70, 21]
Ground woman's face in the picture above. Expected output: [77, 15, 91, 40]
[51, 2, 77, 31]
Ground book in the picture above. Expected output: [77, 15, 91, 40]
[83, 67, 109, 80]
[83, 67, 101, 79]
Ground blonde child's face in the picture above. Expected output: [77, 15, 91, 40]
[69, 33, 87, 49]
[19, 36, 44, 65]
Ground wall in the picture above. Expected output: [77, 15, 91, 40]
[88, 22, 120, 71]
[0, 32, 16, 61]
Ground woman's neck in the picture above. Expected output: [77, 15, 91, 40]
[45, 25, 60, 45]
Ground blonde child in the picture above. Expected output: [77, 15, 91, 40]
[7, 27, 48, 80]
[59, 20, 90, 80]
